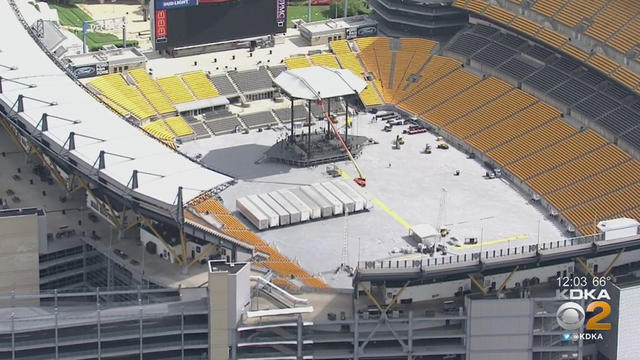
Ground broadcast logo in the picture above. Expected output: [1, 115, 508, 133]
[556, 289, 612, 341]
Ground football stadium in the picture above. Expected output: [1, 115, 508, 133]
[1, 0, 640, 359]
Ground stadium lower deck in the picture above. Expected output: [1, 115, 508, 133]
[180, 112, 565, 288]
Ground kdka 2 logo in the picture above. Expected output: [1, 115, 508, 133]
[557, 289, 612, 341]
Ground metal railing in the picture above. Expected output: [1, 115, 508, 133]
[357, 232, 605, 273]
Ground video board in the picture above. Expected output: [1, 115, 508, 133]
[153, 0, 287, 49]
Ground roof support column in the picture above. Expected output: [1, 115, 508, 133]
[290, 98, 294, 143]
[297, 314, 303, 359]
[407, 311, 413, 360]
[307, 99, 311, 155]
[344, 99, 348, 145]
[327, 98, 331, 140]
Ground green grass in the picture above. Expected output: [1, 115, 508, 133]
[71, 30, 138, 51]
[287, 5, 330, 27]
[49, 4, 92, 27]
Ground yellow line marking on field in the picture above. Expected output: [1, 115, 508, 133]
[339, 169, 411, 230]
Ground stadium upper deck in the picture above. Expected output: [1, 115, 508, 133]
[0, 0, 232, 212]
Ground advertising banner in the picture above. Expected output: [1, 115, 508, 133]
[155, 9, 168, 41]
[72, 63, 108, 79]
[156, 0, 198, 9]
[96, 63, 109, 76]
[357, 25, 377, 37]
[73, 65, 96, 79]
[275, 0, 286, 30]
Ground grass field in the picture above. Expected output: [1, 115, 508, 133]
[287, 5, 330, 27]
[71, 30, 138, 51]
[49, 4, 92, 28]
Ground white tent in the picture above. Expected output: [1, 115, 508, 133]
[273, 66, 367, 100]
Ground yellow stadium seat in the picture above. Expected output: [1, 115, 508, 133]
[156, 76, 195, 104]
[180, 71, 219, 99]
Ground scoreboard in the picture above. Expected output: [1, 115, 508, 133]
[152, 0, 287, 50]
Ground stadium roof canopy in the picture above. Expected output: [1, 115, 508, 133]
[0, 0, 232, 207]
[274, 66, 367, 100]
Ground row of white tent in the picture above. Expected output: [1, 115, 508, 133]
[236, 179, 373, 230]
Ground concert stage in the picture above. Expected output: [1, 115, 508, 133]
[266, 132, 370, 167]
[270, 66, 368, 168]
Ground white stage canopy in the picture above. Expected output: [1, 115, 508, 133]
[273, 66, 367, 100]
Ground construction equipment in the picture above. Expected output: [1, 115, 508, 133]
[326, 165, 341, 177]
[423, 144, 432, 154]
[437, 142, 449, 149]
[319, 100, 366, 187]
[396, 135, 405, 145]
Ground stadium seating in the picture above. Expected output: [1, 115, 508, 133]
[422, 77, 512, 126]
[527, 144, 630, 195]
[355, 36, 391, 52]
[555, 0, 608, 28]
[587, 54, 620, 76]
[466, 102, 560, 152]
[239, 111, 279, 129]
[334, 52, 380, 105]
[484, 5, 516, 25]
[336, 52, 365, 75]
[584, 0, 636, 44]
[180, 71, 220, 99]
[487, 120, 576, 166]
[268, 65, 287, 78]
[384, 52, 428, 103]
[358, 82, 381, 106]
[271, 277, 300, 292]
[143, 120, 175, 141]
[156, 76, 195, 104]
[506, 130, 608, 180]
[391, 56, 462, 104]
[210, 74, 238, 96]
[285, 56, 312, 69]
[531, 0, 566, 18]
[564, 183, 640, 233]
[89, 74, 157, 120]
[98, 95, 130, 117]
[310, 53, 340, 68]
[546, 160, 640, 212]
[328, 34, 640, 233]
[164, 116, 194, 137]
[127, 69, 176, 115]
[189, 197, 328, 288]
[400, 38, 438, 52]
[398, 70, 481, 115]
[330, 39, 351, 54]
[227, 68, 274, 92]
[445, 89, 538, 139]
[453, 0, 640, 97]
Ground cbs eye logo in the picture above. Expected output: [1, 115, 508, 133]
[556, 301, 612, 331]
[557, 302, 585, 330]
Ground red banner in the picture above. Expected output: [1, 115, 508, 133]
[155, 9, 167, 39]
